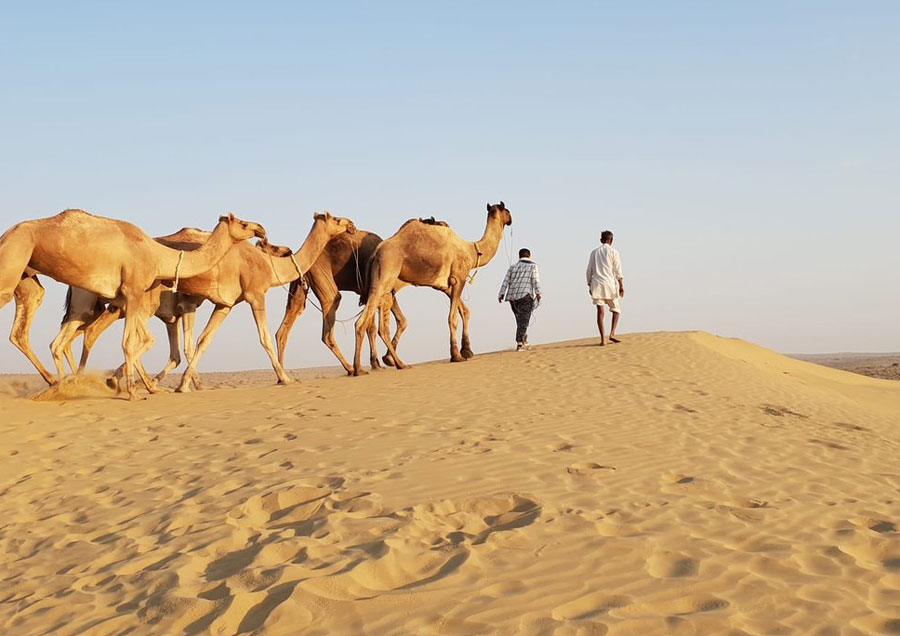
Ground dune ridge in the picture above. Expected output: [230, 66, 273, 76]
[1, 331, 899, 635]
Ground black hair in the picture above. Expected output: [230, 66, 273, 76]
[601, 230, 614, 244]
[519, 248, 531, 258]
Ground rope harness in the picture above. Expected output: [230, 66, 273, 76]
[173, 250, 185, 293]
[467, 241, 483, 285]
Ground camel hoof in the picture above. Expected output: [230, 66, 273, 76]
[127, 392, 146, 401]
[461, 348, 474, 359]
[175, 384, 192, 393]
[382, 354, 396, 367]
[450, 355, 467, 363]
[353, 369, 369, 377]
[277, 378, 295, 386]
[106, 376, 119, 391]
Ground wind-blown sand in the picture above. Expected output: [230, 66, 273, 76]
[2, 332, 900, 635]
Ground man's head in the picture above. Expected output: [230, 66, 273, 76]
[519, 248, 531, 259]
[601, 230, 614, 245]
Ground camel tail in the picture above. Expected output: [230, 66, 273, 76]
[358, 256, 375, 306]
[62, 287, 73, 323]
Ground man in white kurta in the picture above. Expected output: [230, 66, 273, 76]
[586, 230, 625, 345]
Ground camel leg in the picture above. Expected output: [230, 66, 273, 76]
[120, 295, 146, 401]
[176, 305, 231, 393]
[354, 257, 406, 375]
[247, 295, 293, 385]
[374, 296, 395, 369]
[154, 319, 181, 384]
[275, 283, 307, 369]
[448, 279, 466, 363]
[371, 291, 406, 372]
[78, 307, 122, 373]
[353, 298, 380, 377]
[179, 303, 202, 390]
[459, 297, 474, 359]
[132, 320, 160, 393]
[10, 276, 55, 385]
[318, 290, 355, 375]
[368, 309, 383, 370]
[64, 341, 78, 375]
[51, 319, 86, 382]
[383, 295, 407, 367]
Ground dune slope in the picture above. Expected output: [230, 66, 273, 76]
[1, 332, 899, 636]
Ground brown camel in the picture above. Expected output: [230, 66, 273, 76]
[56, 237, 295, 392]
[352, 202, 512, 375]
[166, 212, 356, 392]
[274, 218, 458, 374]
[274, 229, 409, 374]
[0, 209, 266, 398]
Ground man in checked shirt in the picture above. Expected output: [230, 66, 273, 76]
[498, 248, 542, 351]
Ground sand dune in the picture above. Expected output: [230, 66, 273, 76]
[1, 332, 899, 635]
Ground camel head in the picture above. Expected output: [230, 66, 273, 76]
[255, 238, 293, 257]
[486, 201, 513, 227]
[314, 210, 357, 237]
[219, 212, 267, 242]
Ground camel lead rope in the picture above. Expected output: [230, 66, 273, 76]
[467, 241, 482, 285]
[289, 253, 307, 292]
[173, 250, 185, 293]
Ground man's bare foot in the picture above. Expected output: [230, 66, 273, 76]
[599, 340, 607, 347]
[610, 336, 621, 344]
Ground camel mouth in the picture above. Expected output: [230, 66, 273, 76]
[345, 222, 357, 235]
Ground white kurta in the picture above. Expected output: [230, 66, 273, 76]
[586, 244, 623, 300]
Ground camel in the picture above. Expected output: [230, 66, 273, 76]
[0, 209, 266, 398]
[273, 229, 409, 374]
[274, 218, 458, 374]
[352, 202, 512, 375]
[55, 237, 295, 392]
[158, 212, 356, 392]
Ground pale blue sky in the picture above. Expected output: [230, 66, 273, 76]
[1, 2, 898, 374]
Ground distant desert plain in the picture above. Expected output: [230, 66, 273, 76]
[2, 332, 900, 635]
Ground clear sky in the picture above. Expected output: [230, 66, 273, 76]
[1, 1, 898, 375]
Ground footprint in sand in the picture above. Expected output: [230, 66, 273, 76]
[567, 463, 616, 477]
[300, 493, 541, 601]
[646, 551, 700, 578]
[552, 592, 632, 620]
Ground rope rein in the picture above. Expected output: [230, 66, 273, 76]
[467, 241, 483, 285]
[173, 250, 185, 293]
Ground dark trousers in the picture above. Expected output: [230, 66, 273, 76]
[509, 296, 535, 343]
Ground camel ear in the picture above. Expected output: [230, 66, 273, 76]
[486, 203, 491, 212]
[500, 201, 505, 210]
[325, 210, 332, 219]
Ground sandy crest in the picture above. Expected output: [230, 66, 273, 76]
[1, 332, 900, 636]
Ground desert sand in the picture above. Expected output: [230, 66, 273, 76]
[2, 331, 900, 635]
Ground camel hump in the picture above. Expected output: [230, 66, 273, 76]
[398, 217, 451, 231]
[419, 216, 450, 227]
[157, 227, 208, 241]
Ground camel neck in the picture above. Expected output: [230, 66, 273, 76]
[292, 219, 333, 273]
[159, 220, 234, 279]
[473, 214, 506, 265]
[267, 250, 304, 285]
